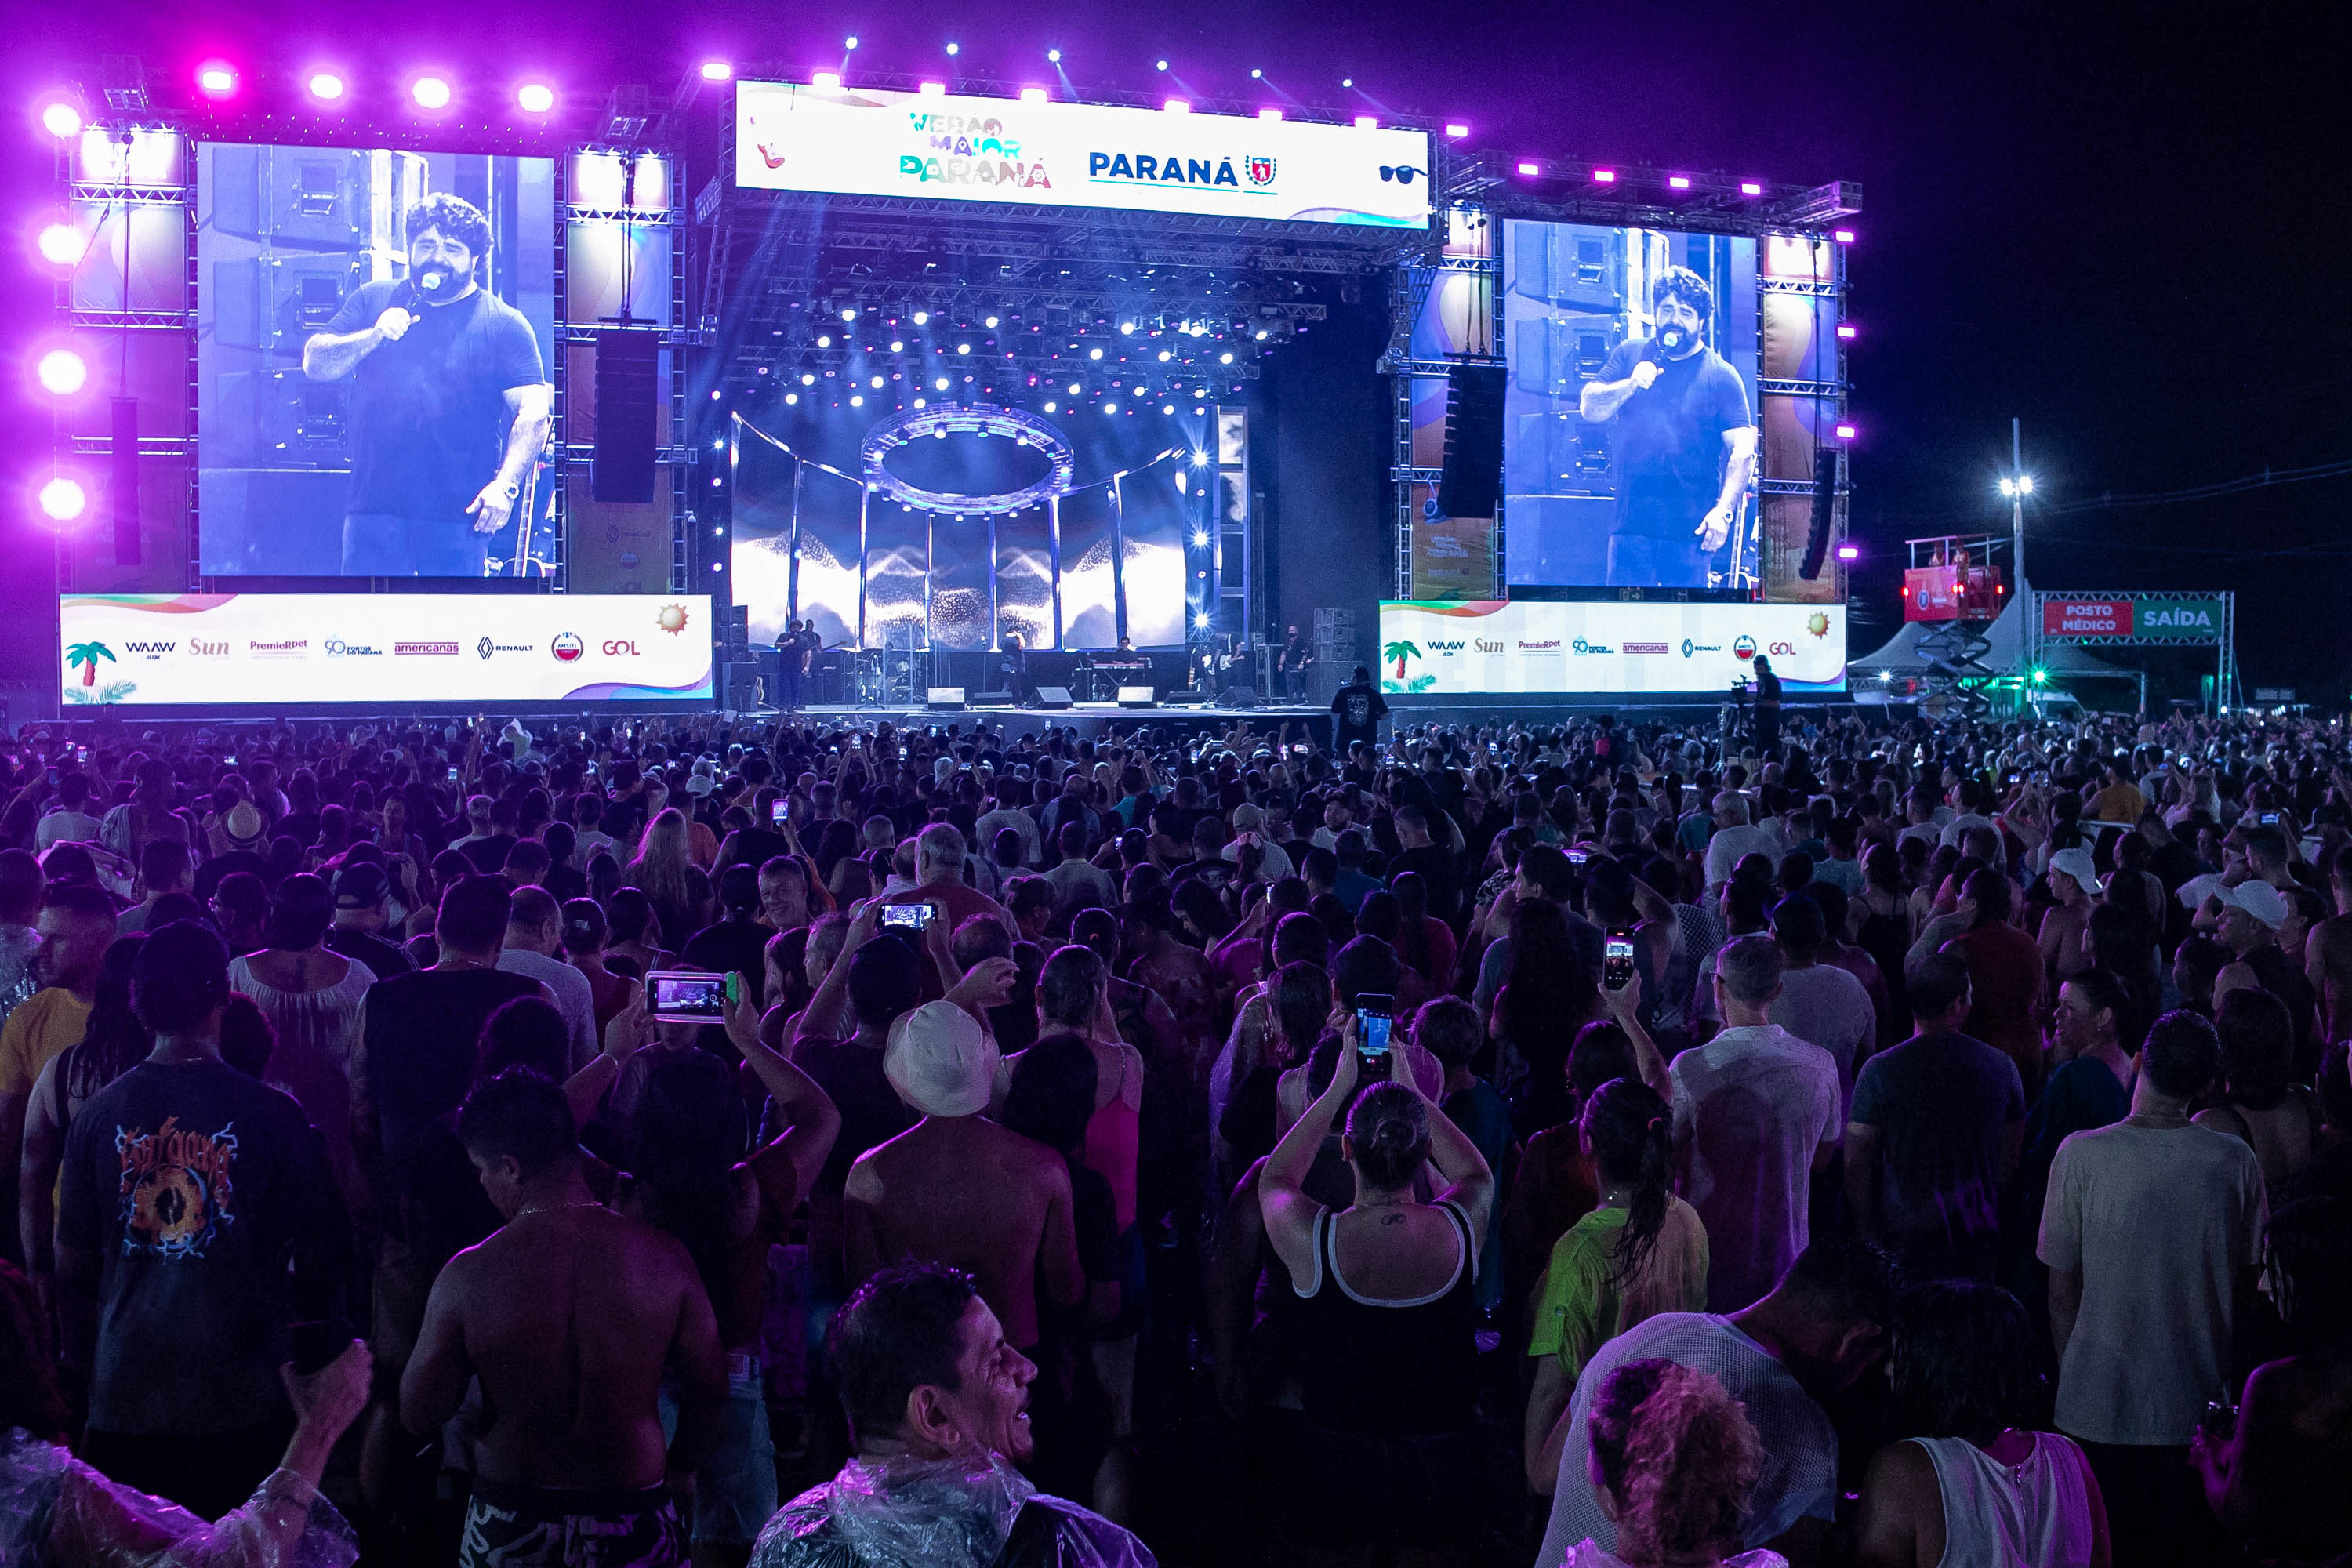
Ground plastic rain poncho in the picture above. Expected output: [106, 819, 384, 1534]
[0, 1428, 358, 1568]
[747, 1453, 1154, 1568]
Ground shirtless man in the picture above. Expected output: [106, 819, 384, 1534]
[845, 998, 1083, 1352]
[402, 1071, 724, 1568]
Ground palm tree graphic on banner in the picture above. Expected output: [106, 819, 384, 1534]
[66, 641, 114, 688]
[1384, 639, 1421, 680]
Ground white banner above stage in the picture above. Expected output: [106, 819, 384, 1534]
[735, 80, 1431, 228]
[60, 593, 713, 706]
[1377, 600, 1848, 695]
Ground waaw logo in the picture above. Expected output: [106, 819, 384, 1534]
[1425, 639, 1467, 654]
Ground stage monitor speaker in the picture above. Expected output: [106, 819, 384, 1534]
[1218, 686, 1259, 708]
[927, 686, 966, 710]
[592, 331, 658, 503]
[1436, 362, 1506, 520]
[1116, 686, 1156, 708]
[972, 690, 1013, 706]
[1033, 686, 1074, 710]
[1798, 447, 1838, 581]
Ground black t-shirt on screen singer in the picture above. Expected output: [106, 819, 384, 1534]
[1594, 336, 1751, 541]
[325, 279, 546, 521]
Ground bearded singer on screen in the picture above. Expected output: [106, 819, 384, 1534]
[1578, 265, 1759, 588]
[303, 193, 552, 576]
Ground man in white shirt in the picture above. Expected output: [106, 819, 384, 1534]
[1669, 935, 1842, 1312]
[973, 779, 1044, 869]
[1701, 793, 1781, 891]
[1042, 822, 1116, 913]
[1936, 777, 1995, 848]
[35, 775, 105, 853]
[1768, 895, 1878, 1103]
[1224, 802, 1293, 882]
[499, 886, 600, 1072]
[2039, 1007, 2263, 1568]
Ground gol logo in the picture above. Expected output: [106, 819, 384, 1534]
[602, 640, 640, 656]
[550, 632, 584, 662]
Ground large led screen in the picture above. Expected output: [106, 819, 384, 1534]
[1503, 223, 1758, 589]
[196, 143, 557, 577]
[1378, 600, 1844, 696]
[60, 593, 711, 706]
[738, 82, 1430, 228]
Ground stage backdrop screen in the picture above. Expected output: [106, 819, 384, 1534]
[1502, 222, 1759, 589]
[195, 143, 557, 578]
[1377, 600, 1844, 696]
[60, 594, 710, 706]
[736, 82, 1429, 228]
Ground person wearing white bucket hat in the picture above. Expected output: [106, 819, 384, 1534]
[848, 991, 1084, 1356]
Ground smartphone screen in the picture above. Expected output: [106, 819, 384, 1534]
[1566, 847, 1590, 865]
[646, 970, 733, 1023]
[880, 902, 935, 931]
[1355, 992, 1396, 1079]
[1604, 935, 1636, 991]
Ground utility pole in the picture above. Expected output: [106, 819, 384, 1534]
[1999, 418, 2034, 692]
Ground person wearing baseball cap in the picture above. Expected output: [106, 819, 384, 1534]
[2046, 846, 2105, 900]
[2210, 877, 2319, 1045]
[325, 859, 411, 978]
[845, 979, 1082, 1356]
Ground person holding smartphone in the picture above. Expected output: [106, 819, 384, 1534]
[1257, 1014, 1497, 1556]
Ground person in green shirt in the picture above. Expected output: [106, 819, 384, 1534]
[1523, 1077, 1710, 1494]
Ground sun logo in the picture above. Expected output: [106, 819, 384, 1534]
[654, 603, 691, 636]
[1806, 612, 1831, 639]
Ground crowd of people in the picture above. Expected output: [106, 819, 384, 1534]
[1, 700, 2349, 1568]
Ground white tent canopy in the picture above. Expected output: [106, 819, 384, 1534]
[1849, 593, 2132, 681]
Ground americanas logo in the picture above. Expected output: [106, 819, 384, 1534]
[1733, 635, 1759, 661]
[1623, 642, 1669, 655]
[550, 632, 584, 663]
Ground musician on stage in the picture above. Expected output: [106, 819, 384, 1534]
[1577, 266, 1757, 589]
[998, 633, 1029, 706]
[1279, 623, 1314, 701]
[303, 193, 551, 578]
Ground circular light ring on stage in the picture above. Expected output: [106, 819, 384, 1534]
[861, 403, 1075, 517]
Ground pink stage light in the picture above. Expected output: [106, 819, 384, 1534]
[1516, 161, 1539, 176]
[516, 82, 555, 114]
[1592, 168, 1617, 183]
[1668, 174, 1691, 190]
[412, 76, 452, 110]
[1835, 543, 1860, 561]
[1836, 323, 1857, 339]
[1020, 86, 1048, 103]
[700, 61, 733, 82]
[307, 71, 347, 102]
[918, 81, 946, 96]
[39, 100, 82, 139]
[1164, 99, 1189, 113]
[813, 71, 843, 91]
[1444, 122, 1468, 138]
[1258, 107, 1283, 121]
[1353, 114, 1378, 129]
[35, 349, 88, 397]
[1834, 423, 1857, 441]
[1834, 228, 1856, 243]
[36, 221, 82, 266]
[196, 63, 238, 97]
[38, 476, 87, 521]
[1740, 180, 1764, 195]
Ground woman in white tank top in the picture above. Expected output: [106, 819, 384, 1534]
[1851, 1282, 2111, 1567]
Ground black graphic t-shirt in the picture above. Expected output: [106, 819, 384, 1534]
[59, 1060, 349, 1436]
[1595, 337, 1752, 540]
[324, 280, 546, 521]
[1331, 682, 1390, 748]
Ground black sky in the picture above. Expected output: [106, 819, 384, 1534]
[2, 0, 2343, 696]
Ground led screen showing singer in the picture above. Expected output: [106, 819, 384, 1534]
[194, 143, 556, 578]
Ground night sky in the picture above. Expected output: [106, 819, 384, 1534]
[3, 0, 2341, 703]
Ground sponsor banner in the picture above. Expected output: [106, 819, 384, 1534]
[60, 594, 713, 706]
[2042, 598, 2132, 637]
[1379, 600, 1846, 695]
[735, 80, 1430, 228]
[2132, 597, 2224, 641]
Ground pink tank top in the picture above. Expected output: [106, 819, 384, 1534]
[1081, 1043, 1142, 1232]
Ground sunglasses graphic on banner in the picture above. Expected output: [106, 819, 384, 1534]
[1378, 165, 1423, 185]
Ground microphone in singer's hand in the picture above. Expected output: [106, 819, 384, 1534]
[1656, 323, 1688, 355]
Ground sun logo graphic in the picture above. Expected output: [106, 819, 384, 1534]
[654, 604, 691, 636]
[1806, 612, 1831, 639]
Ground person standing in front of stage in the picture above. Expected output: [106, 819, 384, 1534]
[1330, 666, 1389, 756]
[1280, 624, 1315, 702]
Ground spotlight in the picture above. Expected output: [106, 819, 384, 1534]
[1250, 68, 1262, 78]
[1445, 122, 1469, 138]
[946, 42, 960, 55]
[1047, 49, 1062, 63]
[1192, 453, 1210, 467]
[38, 476, 86, 521]
[935, 376, 950, 390]
[800, 374, 815, 384]
[851, 395, 864, 406]
[196, 62, 238, 97]
[813, 71, 843, 92]
[1118, 322, 1134, 335]
[840, 307, 858, 321]
[412, 76, 453, 110]
[1194, 612, 1212, 628]
[36, 221, 82, 267]
[911, 310, 929, 325]
[816, 334, 831, 347]
[1163, 403, 1174, 414]
[1342, 77, 1353, 87]
[919, 82, 946, 96]
[1835, 543, 1860, 561]
[1089, 347, 1104, 360]
[1104, 402, 1118, 414]
[1218, 351, 1233, 364]
[1740, 180, 1764, 196]
[1354, 114, 1378, 129]
[1834, 229, 1856, 244]
[1592, 169, 1618, 183]
[1192, 530, 1210, 546]
[307, 71, 347, 102]
[1517, 161, 1540, 176]
[1164, 99, 1189, 113]
[1258, 107, 1283, 121]
[844, 35, 858, 49]
[36, 349, 87, 396]
[889, 339, 905, 352]
[984, 315, 1000, 327]
[517, 82, 556, 114]
[701, 60, 734, 82]
[1067, 383, 1080, 394]
[956, 342, 971, 354]
[1021, 86, 1047, 103]
[1836, 323, 1857, 339]
[1834, 423, 1857, 441]
[1155, 59, 1169, 71]
[1044, 400, 1058, 413]
[40, 100, 82, 139]
[786, 392, 799, 404]
[869, 376, 884, 387]
[1668, 174, 1691, 190]
[1156, 350, 1171, 361]
[1254, 330, 1268, 341]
